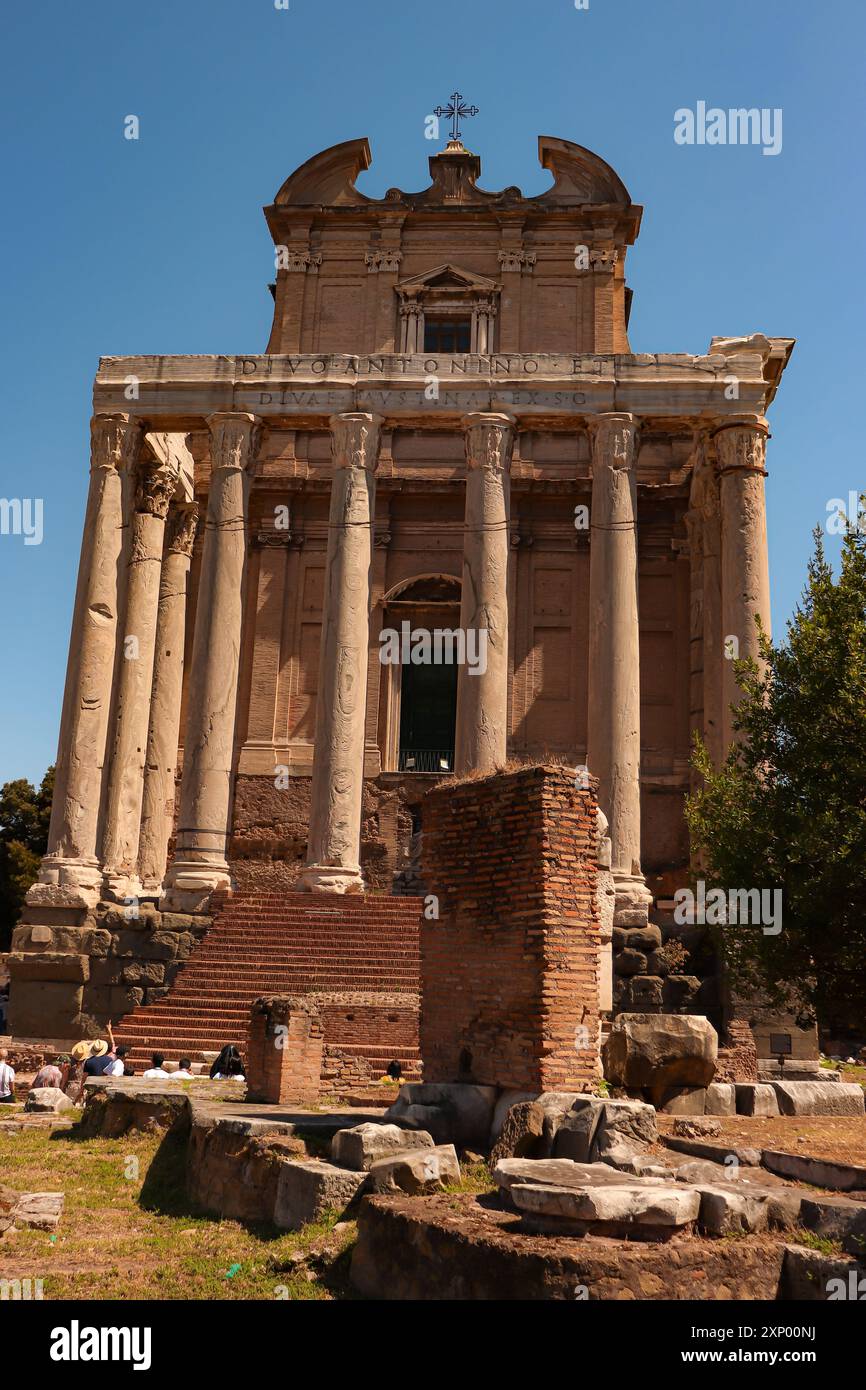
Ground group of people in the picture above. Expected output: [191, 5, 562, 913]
[0, 1030, 246, 1106]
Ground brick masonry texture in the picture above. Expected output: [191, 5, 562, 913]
[420, 763, 600, 1091]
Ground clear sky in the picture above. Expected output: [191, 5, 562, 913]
[0, 0, 863, 785]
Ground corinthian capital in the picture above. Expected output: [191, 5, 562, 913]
[90, 414, 141, 474]
[135, 463, 176, 519]
[329, 413, 382, 472]
[589, 412, 640, 471]
[165, 502, 199, 556]
[713, 415, 770, 476]
[206, 413, 262, 474]
[462, 412, 516, 473]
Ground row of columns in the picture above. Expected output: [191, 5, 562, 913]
[34, 406, 771, 912]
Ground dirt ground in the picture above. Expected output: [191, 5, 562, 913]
[656, 1113, 866, 1167]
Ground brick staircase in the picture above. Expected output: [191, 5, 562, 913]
[114, 892, 423, 1083]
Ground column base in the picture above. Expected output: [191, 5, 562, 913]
[102, 871, 145, 906]
[161, 857, 232, 914]
[296, 864, 365, 895]
[29, 856, 103, 910]
[613, 872, 653, 927]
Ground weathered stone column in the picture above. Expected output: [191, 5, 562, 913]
[138, 503, 198, 894]
[298, 413, 381, 894]
[33, 414, 141, 906]
[163, 413, 260, 909]
[101, 461, 177, 900]
[454, 412, 515, 774]
[586, 413, 652, 922]
[687, 438, 724, 770]
[715, 415, 771, 749]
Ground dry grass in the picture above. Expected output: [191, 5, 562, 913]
[0, 1123, 357, 1301]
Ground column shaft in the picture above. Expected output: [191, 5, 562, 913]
[716, 417, 771, 748]
[586, 413, 651, 920]
[35, 415, 140, 904]
[138, 504, 198, 893]
[101, 462, 176, 898]
[163, 414, 259, 908]
[298, 413, 381, 894]
[454, 412, 515, 774]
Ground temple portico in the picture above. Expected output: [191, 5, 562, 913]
[8, 133, 792, 1046]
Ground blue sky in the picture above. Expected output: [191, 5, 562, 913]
[0, 0, 863, 784]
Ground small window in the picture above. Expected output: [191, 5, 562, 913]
[424, 317, 471, 353]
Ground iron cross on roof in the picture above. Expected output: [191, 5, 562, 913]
[433, 91, 479, 143]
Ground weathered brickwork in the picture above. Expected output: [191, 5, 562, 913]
[246, 996, 324, 1104]
[714, 1018, 759, 1083]
[420, 764, 600, 1091]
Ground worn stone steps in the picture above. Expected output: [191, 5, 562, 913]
[114, 891, 423, 1082]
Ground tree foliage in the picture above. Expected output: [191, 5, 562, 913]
[686, 522, 866, 1032]
[0, 766, 54, 950]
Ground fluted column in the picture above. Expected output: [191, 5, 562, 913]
[33, 414, 141, 906]
[715, 416, 771, 749]
[163, 413, 260, 908]
[586, 413, 651, 922]
[138, 503, 198, 894]
[454, 412, 515, 774]
[298, 413, 381, 894]
[687, 440, 724, 769]
[101, 461, 177, 899]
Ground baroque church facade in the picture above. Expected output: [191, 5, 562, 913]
[8, 132, 793, 1054]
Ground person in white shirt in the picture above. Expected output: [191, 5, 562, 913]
[172, 1057, 195, 1078]
[142, 1052, 170, 1080]
[106, 1046, 131, 1078]
[0, 1049, 16, 1103]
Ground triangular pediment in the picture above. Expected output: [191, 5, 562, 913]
[395, 262, 500, 295]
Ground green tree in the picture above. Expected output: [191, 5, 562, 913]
[0, 767, 54, 950]
[686, 521, 866, 1034]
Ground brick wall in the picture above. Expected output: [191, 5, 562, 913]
[420, 763, 600, 1091]
[245, 995, 324, 1105]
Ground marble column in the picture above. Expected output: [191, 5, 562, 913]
[298, 413, 381, 894]
[454, 412, 515, 775]
[163, 413, 260, 908]
[687, 439, 724, 769]
[715, 416, 771, 749]
[101, 461, 177, 899]
[137, 503, 198, 895]
[586, 413, 652, 922]
[33, 414, 141, 906]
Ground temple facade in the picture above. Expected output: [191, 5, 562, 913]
[7, 134, 793, 1044]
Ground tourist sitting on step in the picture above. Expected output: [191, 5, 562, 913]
[209, 1044, 245, 1082]
[173, 1057, 194, 1079]
[0, 1049, 16, 1103]
[33, 1053, 65, 1089]
[142, 1052, 171, 1080]
[105, 1045, 133, 1078]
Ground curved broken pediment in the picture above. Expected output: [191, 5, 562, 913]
[534, 136, 632, 206]
[273, 138, 373, 207]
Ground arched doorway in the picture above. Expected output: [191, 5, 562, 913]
[379, 574, 461, 773]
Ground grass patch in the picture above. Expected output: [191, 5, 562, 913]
[792, 1228, 845, 1257]
[0, 1124, 357, 1300]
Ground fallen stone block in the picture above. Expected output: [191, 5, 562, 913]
[490, 1089, 537, 1143]
[762, 1149, 866, 1193]
[765, 1188, 804, 1231]
[672, 1116, 722, 1139]
[771, 1081, 865, 1117]
[705, 1082, 736, 1117]
[697, 1185, 769, 1236]
[603, 1013, 717, 1092]
[675, 1159, 730, 1184]
[273, 1159, 367, 1232]
[536, 1092, 590, 1152]
[331, 1123, 434, 1172]
[510, 1179, 700, 1238]
[368, 1144, 460, 1195]
[10, 1191, 65, 1232]
[595, 1099, 657, 1148]
[384, 1083, 496, 1149]
[663, 1135, 762, 1166]
[24, 1086, 74, 1115]
[779, 1245, 866, 1300]
[594, 1133, 670, 1178]
[552, 1104, 601, 1164]
[490, 1101, 546, 1162]
[735, 1083, 780, 1117]
[493, 1157, 668, 1199]
[656, 1086, 708, 1116]
[799, 1194, 866, 1254]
